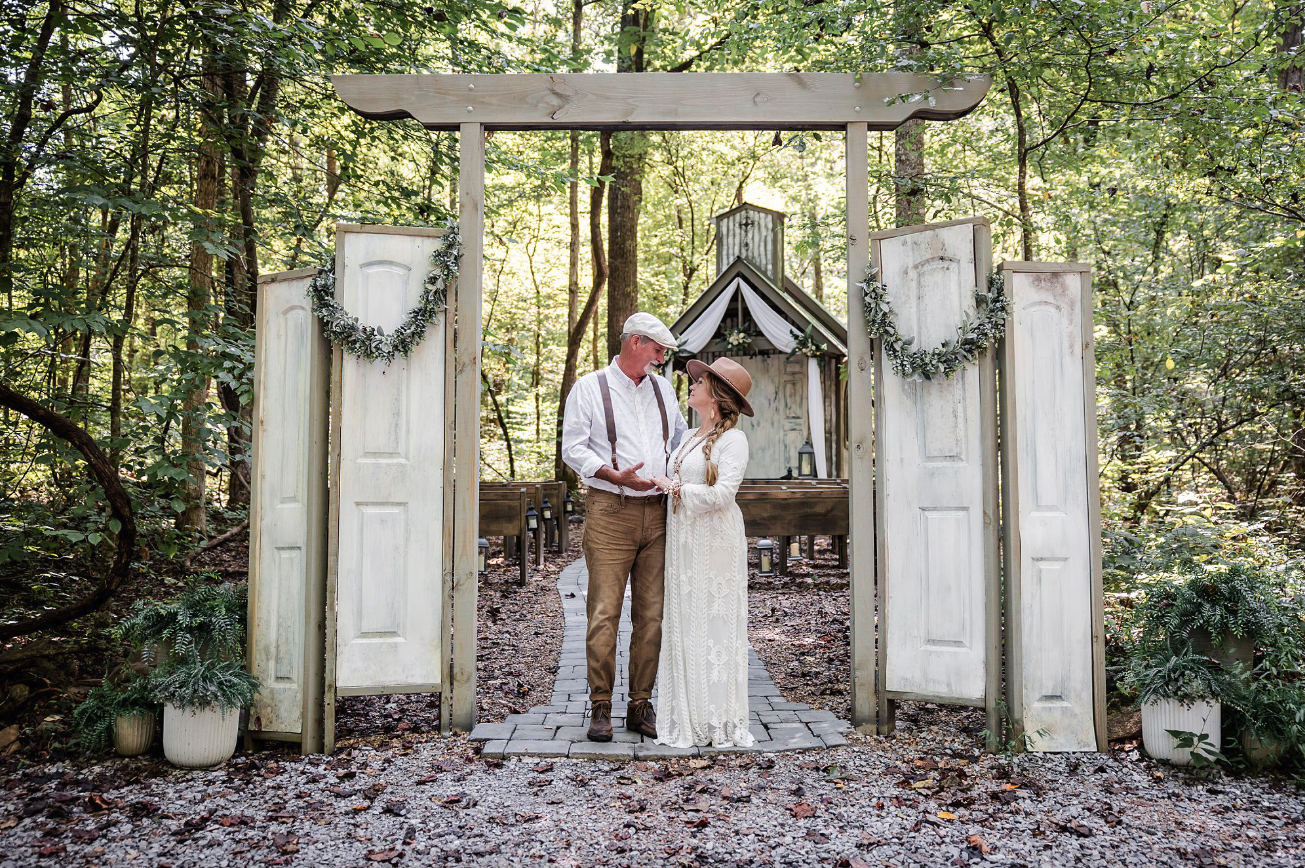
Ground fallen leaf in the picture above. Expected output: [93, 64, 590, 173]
[966, 834, 991, 854]
[789, 802, 816, 819]
[937, 811, 957, 820]
[685, 817, 710, 829]
[0, 725, 18, 751]
[532, 762, 554, 773]
[366, 848, 403, 861]
[0, 817, 18, 830]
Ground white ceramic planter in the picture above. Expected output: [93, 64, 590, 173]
[163, 704, 239, 769]
[1141, 698, 1221, 766]
[113, 712, 156, 757]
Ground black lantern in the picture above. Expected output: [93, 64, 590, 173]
[756, 538, 774, 576]
[563, 491, 575, 516]
[541, 497, 553, 521]
[789, 538, 803, 561]
[797, 439, 816, 478]
[526, 503, 538, 532]
[477, 537, 489, 573]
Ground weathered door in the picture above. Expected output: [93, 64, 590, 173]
[327, 225, 451, 710]
[247, 268, 330, 752]
[872, 218, 1000, 732]
[1001, 263, 1106, 752]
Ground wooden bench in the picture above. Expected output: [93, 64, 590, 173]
[480, 480, 570, 567]
[736, 479, 850, 575]
[478, 488, 529, 583]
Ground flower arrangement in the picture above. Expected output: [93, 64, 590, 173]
[723, 326, 753, 350]
[789, 324, 827, 359]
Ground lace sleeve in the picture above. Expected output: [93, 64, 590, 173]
[677, 430, 748, 516]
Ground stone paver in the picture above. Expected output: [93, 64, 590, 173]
[469, 558, 850, 759]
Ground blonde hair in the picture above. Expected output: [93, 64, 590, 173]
[699, 371, 743, 486]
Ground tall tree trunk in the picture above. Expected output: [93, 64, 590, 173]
[555, 133, 612, 483]
[179, 56, 223, 534]
[892, 2, 926, 227]
[219, 51, 281, 507]
[1281, 3, 1303, 92]
[606, 131, 646, 358]
[893, 119, 926, 227]
[605, 0, 653, 359]
[0, 0, 61, 303]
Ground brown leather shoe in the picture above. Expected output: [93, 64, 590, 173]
[587, 700, 613, 742]
[626, 700, 657, 739]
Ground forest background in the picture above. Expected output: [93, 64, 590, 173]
[0, 0, 1303, 665]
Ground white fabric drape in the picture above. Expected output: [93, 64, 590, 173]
[675, 278, 827, 477]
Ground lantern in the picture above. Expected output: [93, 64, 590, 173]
[563, 491, 575, 516]
[541, 497, 553, 521]
[477, 538, 489, 574]
[789, 538, 803, 561]
[756, 538, 774, 576]
[797, 439, 816, 478]
[526, 503, 538, 532]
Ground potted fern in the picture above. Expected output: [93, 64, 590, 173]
[72, 674, 158, 757]
[1132, 562, 1290, 671]
[152, 657, 260, 768]
[1233, 681, 1304, 769]
[1121, 645, 1239, 766]
[118, 582, 259, 768]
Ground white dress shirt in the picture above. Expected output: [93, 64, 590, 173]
[562, 357, 689, 496]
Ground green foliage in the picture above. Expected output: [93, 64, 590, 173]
[1121, 645, 1241, 706]
[861, 269, 1008, 381]
[149, 657, 260, 712]
[307, 224, 460, 364]
[1128, 560, 1299, 650]
[71, 676, 158, 754]
[117, 582, 248, 665]
[1231, 681, 1305, 748]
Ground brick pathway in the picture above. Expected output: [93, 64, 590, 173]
[469, 558, 850, 759]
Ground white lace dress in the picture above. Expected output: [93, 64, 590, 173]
[656, 427, 755, 749]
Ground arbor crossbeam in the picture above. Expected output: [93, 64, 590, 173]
[330, 72, 991, 131]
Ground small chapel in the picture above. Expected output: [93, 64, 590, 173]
[670, 203, 848, 479]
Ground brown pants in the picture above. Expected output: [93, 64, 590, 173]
[582, 490, 667, 704]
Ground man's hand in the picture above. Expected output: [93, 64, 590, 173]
[596, 462, 657, 492]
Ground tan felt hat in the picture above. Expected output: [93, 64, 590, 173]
[685, 357, 755, 417]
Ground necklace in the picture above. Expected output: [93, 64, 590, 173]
[671, 427, 714, 481]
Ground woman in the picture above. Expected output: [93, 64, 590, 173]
[651, 357, 755, 749]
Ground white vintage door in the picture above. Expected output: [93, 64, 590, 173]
[1003, 263, 1104, 751]
[248, 268, 329, 746]
[875, 218, 997, 706]
[332, 226, 449, 694]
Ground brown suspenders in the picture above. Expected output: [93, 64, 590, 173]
[595, 370, 670, 473]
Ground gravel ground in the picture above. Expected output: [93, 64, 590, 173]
[3, 522, 1303, 866]
[3, 723, 1302, 867]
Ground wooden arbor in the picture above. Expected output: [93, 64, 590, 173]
[328, 71, 992, 736]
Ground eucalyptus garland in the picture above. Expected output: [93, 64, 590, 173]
[307, 223, 461, 364]
[860, 267, 1008, 381]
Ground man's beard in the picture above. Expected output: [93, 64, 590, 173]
[643, 360, 659, 377]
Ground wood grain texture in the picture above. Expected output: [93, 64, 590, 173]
[332, 227, 449, 696]
[844, 122, 877, 732]
[451, 124, 484, 732]
[247, 270, 330, 753]
[1000, 262, 1104, 753]
[332, 73, 991, 131]
[874, 218, 992, 707]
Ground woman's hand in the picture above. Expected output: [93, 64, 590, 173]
[651, 475, 673, 491]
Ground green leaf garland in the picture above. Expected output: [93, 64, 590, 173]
[859, 266, 1008, 381]
[308, 222, 461, 365]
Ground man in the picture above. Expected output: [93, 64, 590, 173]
[561, 313, 688, 742]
